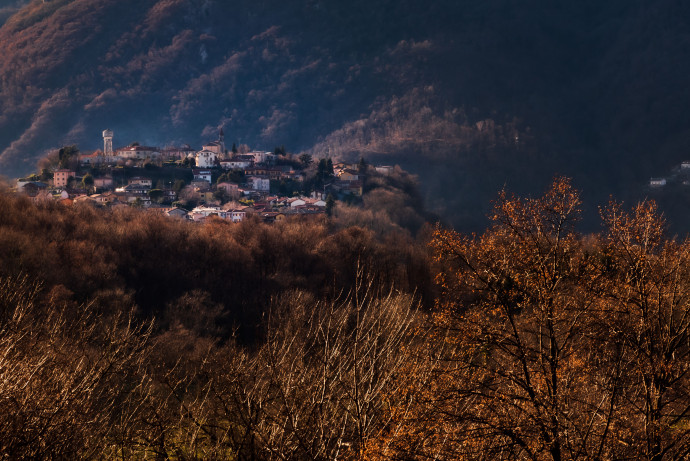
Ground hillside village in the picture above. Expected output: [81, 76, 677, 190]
[15, 129, 395, 223]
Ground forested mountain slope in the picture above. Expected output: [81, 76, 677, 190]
[1, 0, 689, 229]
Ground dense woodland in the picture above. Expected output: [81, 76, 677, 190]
[1, 178, 690, 459]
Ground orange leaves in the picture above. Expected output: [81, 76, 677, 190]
[432, 177, 585, 322]
[491, 176, 581, 239]
[429, 178, 690, 459]
[601, 199, 665, 256]
[427, 178, 597, 458]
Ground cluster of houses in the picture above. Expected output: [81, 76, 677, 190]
[183, 196, 329, 223]
[15, 129, 393, 224]
[78, 129, 279, 170]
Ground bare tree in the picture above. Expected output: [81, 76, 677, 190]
[141, 280, 430, 460]
[597, 201, 690, 460]
[429, 178, 622, 459]
[0, 275, 152, 459]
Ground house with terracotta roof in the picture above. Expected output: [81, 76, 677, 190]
[79, 151, 114, 165]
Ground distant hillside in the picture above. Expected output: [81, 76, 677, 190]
[0, 0, 28, 25]
[1, 0, 690, 230]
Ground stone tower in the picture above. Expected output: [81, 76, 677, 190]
[102, 129, 113, 156]
[219, 127, 225, 153]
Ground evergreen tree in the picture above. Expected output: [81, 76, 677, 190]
[299, 153, 313, 168]
[358, 157, 368, 173]
[325, 194, 335, 218]
[39, 169, 53, 182]
[148, 189, 164, 203]
[173, 179, 186, 193]
[58, 145, 79, 169]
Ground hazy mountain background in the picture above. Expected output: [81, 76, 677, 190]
[1, 0, 690, 231]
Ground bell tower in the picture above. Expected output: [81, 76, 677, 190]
[102, 129, 114, 156]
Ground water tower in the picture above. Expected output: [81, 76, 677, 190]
[102, 129, 113, 156]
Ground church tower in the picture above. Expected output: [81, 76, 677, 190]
[219, 127, 225, 153]
[103, 129, 114, 156]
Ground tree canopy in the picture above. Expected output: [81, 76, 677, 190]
[426, 177, 690, 459]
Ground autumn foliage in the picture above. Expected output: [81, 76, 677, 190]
[2, 179, 690, 458]
[428, 177, 690, 460]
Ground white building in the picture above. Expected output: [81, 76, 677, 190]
[249, 176, 270, 191]
[195, 150, 218, 168]
[249, 151, 276, 164]
[288, 198, 306, 207]
[189, 206, 227, 221]
[128, 177, 153, 187]
[193, 169, 213, 183]
[228, 209, 247, 222]
[375, 165, 394, 175]
[220, 159, 252, 170]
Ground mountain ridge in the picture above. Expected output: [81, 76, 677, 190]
[2, 0, 690, 229]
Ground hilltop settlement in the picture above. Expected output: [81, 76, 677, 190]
[14, 129, 395, 223]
